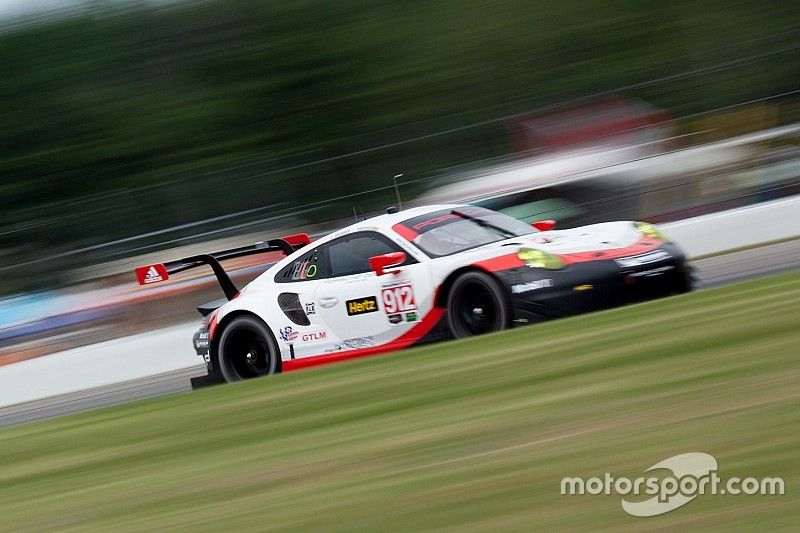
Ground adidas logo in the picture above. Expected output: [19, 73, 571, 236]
[144, 266, 163, 284]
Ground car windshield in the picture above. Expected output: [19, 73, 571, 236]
[396, 207, 535, 257]
[475, 195, 587, 226]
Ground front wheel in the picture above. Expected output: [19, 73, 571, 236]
[217, 316, 279, 382]
[446, 271, 510, 338]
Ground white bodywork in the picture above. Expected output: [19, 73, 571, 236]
[212, 204, 643, 363]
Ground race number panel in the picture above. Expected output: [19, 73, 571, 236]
[381, 284, 417, 314]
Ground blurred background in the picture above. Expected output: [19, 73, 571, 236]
[1, 0, 799, 361]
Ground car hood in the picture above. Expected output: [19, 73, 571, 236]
[445, 221, 643, 265]
[518, 221, 642, 254]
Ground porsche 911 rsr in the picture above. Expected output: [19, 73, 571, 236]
[135, 205, 691, 384]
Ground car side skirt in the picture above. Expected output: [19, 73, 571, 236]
[282, 307, 447, 371]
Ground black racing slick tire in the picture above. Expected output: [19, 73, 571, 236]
[217, 316, 280, 382]
[446, 271, 510, 339]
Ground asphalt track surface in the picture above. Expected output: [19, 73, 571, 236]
[1, 239, 798, 428]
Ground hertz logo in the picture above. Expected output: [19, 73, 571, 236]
[346, 296, 379, 316]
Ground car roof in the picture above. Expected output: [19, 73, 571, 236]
[328, 204, 466, 237]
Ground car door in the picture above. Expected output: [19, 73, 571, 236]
[314, 231, 434, 352]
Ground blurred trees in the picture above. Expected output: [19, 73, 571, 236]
[0, 0, 798, 281]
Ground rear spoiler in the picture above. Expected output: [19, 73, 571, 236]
[135, 233, 311, 300]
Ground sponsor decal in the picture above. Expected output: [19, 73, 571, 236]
[381, 283, 417, 314]
[615, 249, 670, 268]
[630, 265, 674, 277]
[330, 226, 380, 239]
[388, 313, 403, 324]
[144, 266, 164, 283]
[346, 296, 379, 316]
[511, 279, 554, 294]
[305, 302, 316, 315]
[381, 277, 411, 288]
[282, 326, 327, 343]
[411, 213, 460, 231]
[561, 452, 785, 517]
[287, 252, 321, 280]
[573, 284, 593, 291]
[279, 326, 299, 342]
[339, 337, 375, 350]
[136, 264, 169, 285]
[404, 311, 418, 322]
[193, 329, 210, 359]
[301, 330, 327, 342]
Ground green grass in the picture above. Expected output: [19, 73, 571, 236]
[1, 272, 798, 531]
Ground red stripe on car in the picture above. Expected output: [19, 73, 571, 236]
[392, 223, 419, 242]
[208, 310, 220, 341]
[473, 236, 663, 272]
[472, 254, 526, 271]
[283, 307, 445, 371]
[559, 237, 661, 264]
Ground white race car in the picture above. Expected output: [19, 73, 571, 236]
[136, 205, 691, 383]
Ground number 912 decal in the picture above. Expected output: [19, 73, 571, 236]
[382, 284, 417, 314]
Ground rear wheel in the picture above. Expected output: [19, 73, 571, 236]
[446, 271, 510, 338]
[217, 316, 279, 382]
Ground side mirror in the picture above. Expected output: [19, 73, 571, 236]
[532, 219, 556, 231]
[369, 251, 406, 276]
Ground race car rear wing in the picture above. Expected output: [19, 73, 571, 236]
[134, 233, 311, 300]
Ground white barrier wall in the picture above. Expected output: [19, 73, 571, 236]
[0, 323, 202, 406]
[661, 195, 800, 258]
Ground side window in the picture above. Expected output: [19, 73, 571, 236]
[275, 247, 327, 283]
[328, 232, 412, 277]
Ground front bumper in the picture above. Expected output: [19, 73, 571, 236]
[502, 243, 691, 323]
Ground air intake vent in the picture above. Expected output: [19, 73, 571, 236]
[277, 292, 310, 326]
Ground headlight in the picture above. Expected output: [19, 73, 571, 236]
[634, 221, 668, 242]
[517, 247, 564, 269]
